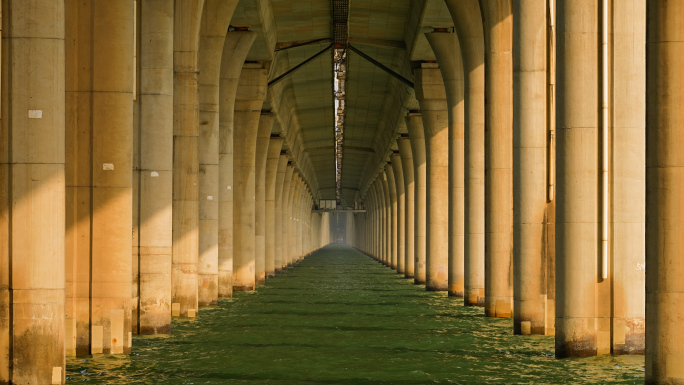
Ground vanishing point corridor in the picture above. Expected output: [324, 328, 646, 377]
[3, 0, 684, 383]
[67, 245, 643, 384]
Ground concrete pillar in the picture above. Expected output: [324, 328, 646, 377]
[613, 0, 645, 355]
[375, 178, 387, 263]
[321, 211, 330, 248]
[217, 31, 257, 297]
[368, 182, 380, 260]
[371, 186, 380, 259]
[293, 179, 301, 261]
[286, 172, 298, 266]
[481, 0, 514, 318]
[385, 164, 398, 269]
[444, 0, 486, 307]
[398, 138, 415, 278]
[366, 185, 374, 256]
[556, 0, 602, 357]
[366, 188, 375, 257]
[92, 0, 136, 351]
[298, 186, 304, 259]
[134, 0, 174, 334]
[66, 0, 135, 351]
[233, 66, 268, 292]
[266, 140, 285, 277]
[1, 0, 66, 382]
[64, 0, 91, 356]
[406, 114, 427, 284]
[646, 1, 684, 381]
[274, 154, 288, 273]
[610, 0, 648, 354]
[384, 174, 392, 266]
[426, 32, 466, 297]
[172, 0, 204, 318]
[391, 152, 406, 275]
[369, 181, 378, 258]
[512, 0, 548, 335]
[375, 181, 382, 261]
[255, 113, 274, 285]
[281, 165, 295, 269]
[301, 187, 307, 259]
[291, 177, 299, 261]
[293, 175, 303, 262]
[367, 185, 376, 257]
[197, 0, 239, 307]
[415, 65, 450, 292]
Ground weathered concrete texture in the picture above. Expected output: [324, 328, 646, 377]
[369, 180, 379, 261]
[398, 138, 415, 278]
[481, 0, 514, 318]
[1, 0, 66, 382]
[134, 0, 174, 335]
[218, 31, 257, 298]
[390, 153, 406, 275]
[321, 212, 331, 247]
[612, 0, 645, 356]
[380, 172, 392, 267]
[274, 154, 288, 273]
[294, 176, 304, 262]
[297, 182, 304, 261]
[512, 0, 548, 335]
[64, 0, 135, 352]
[555, 0, 601, 357]
[172, 0, 204, 318]
[90, 0, 135, 352]
[425, 32, 466, 298]
[646, 0, 684, 382]
[281, 165, 295, 269]
[406, 114, 427, 285]
[375, 178, 387, 264]
[197, 0, 240, 307]
[266, 141, 285, 277]
[65, 0, 92, 356]
[415, 66, 450, 292]
[233, 66, 268, 292]
[286, 171, 299, 266]
[445, 0, 486, 308]
[255, 113, 275, 285]
[385, 164, 398, 270]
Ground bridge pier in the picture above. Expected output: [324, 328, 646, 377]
[406, 114, 427, 285]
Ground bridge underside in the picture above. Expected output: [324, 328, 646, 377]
[0, 1, 681, 384]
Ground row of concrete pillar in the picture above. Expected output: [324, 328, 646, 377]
[0, 1, 327, 384]
[352, 1, 682, 384]
[0, 0, 682, 384]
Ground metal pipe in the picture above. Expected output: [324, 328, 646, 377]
[548, 0, 555, 202]
[601, 0, 609, 280]
[268, 44, 333, 87]
[348, 44, 414, 89]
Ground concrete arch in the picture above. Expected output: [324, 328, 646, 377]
[444, 0, 486, 308]
[171, 0, 205, 318]
[197, 0, 240, 306]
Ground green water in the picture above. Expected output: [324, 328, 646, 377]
[67, 244, 644, 384]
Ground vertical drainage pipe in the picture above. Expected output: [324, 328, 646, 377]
[601, 0, 609, 280]
[548, 0, 555, 202]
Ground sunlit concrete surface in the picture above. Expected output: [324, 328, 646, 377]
[0, 0, 676, 383]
